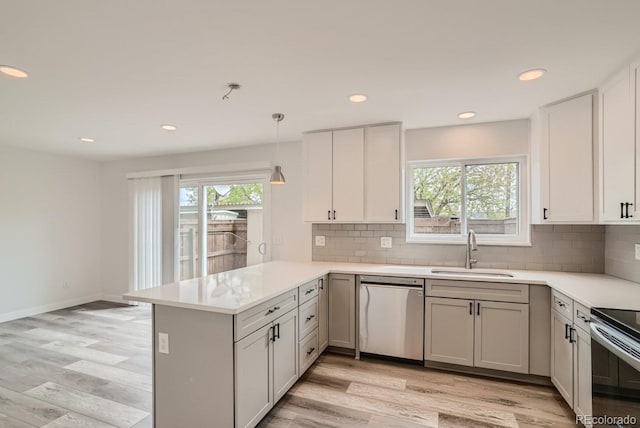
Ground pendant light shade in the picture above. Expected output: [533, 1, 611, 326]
[270, 165, 286, 184]
[270, 113, 286, 185]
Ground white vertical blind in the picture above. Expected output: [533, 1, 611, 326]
[130, 177, 163, 292]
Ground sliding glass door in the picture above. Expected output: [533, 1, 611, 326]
[178, 177, 269, 280]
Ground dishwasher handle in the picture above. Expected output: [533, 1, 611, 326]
[359, 275, 424, 286]
[360, 283, 424, 292]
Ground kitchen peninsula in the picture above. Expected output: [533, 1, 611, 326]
[124, 260, 640, 428]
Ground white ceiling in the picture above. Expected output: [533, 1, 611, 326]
[2, 0, 640, 160]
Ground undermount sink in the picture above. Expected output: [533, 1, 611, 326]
[431, 269, 514, 278]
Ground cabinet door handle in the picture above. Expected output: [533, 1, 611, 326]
[306, 314, 315, 322]
[319, 278, 324, 290]
[565, 323, 570, 339]
[476, 302, 480, 316]
[395, 209, 398, 220]
[621, 202, 625, 219]
[333, 210, 336, 220]
[569, 327, 576, 343]
[275, 323, 280, 340]
[543, 208, 548, 220]
[271, 325, 277, 342]
[306, 347, 316, 356]
[469, 302, 472, 315]
[626, 202, 634, 218]
[328, 210, 331, 220]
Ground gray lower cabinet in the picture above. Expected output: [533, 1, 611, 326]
[425, 297, 529, 374]
[425, 297, 474, 366]
[318, 275, 329, 352]
[328, 274, 356, 349]
[550, 290, 592, 426]
[551, 308, 574, 405]
[235, 308, 298, 428]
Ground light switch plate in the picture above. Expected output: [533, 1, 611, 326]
[315, 235, 326, 246]
[635, 244, 640, 260]
[380, 237, 392, 248]
[158, 332, 169, 354]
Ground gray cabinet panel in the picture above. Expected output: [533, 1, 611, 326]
[425, 297, 474, 367]
[318, 276, 329, 352]
[328, 274, 356, 349]
[551, 310, 574, 406]
[273, 309, 299, 403]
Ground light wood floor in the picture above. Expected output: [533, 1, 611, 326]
[0, 302, 577, 427]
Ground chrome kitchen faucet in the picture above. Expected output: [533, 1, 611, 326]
[465, 229, 477, 269]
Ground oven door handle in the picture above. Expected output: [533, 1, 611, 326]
[590, 321, 640, 373]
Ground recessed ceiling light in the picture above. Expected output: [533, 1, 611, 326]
[161, 124, 177, 131]
[0, 65, 28, 78]
[458, 111, 476, 119]
[79, 137, 94, 143]
[349, 94, 368, 103]
[518, 68, 546, 81]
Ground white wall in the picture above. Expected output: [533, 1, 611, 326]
[0, 145, 102, 321]
[405, 119, 529, 160]
[100, 141, 311, 301]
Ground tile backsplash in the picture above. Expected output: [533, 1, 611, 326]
[605, 225, 640, 282]
[312, 224, 605, 273]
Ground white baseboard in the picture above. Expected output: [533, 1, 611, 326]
[101, 294, 129, 304]
[0, 294, 103, 324]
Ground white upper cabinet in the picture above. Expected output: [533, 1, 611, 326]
[365, 124, 403, 222]
[332, 128, 365, 222]
[302, 131, 334, 222]
[532, 93, 595, 223]
[599, 65, 636, 222]
[302, 123, 403, 223]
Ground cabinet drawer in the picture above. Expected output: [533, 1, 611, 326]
[234, 290, 298, 341]
[299, 297, 319, 339]
[551, 289, 573, 320]
[299, 328, 319, 375]
[426, 279, 529, 303]
[573, 300, 591, 333]
[299, 278, 319, 305]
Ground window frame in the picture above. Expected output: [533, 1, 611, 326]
[406, 156, 530, 246]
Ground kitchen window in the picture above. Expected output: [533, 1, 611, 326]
[407, 157, 529, 245]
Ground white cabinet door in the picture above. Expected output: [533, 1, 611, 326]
[551, 310, 574, 406]
[545, 94, 594, 222]
[424, 297, 474, 367]
[318, 276, 329, 352]
[328, 274, 356, 349]
[235, 324, 273, 428]
[272, 309, 298, 403]
[474, 301, 529, 374]
[332, 128, 364, 222]
[303, 131, 333, 222]
[365, 124, 402, 222]
[600, 67, 635, 221]
[573, 326, 592, 425]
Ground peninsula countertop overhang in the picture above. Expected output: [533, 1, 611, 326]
[123, 261, 640, 313]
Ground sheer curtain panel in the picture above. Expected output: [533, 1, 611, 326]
[130, 177, 163, 292]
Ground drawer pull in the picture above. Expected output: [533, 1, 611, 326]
[555, 299, 566, 308]
[577, 313, 590, 323]
[306, 347, 316, 356]
[306, 314, 315, 322]
[305, 288, 315, 295]
[266, 306, 281, 315]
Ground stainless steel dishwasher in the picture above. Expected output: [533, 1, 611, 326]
[359, 275, 425, 361]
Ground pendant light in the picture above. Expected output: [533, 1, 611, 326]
[270, 113, 286, 185]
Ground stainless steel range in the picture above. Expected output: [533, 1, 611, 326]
[590, 307, 640, 427]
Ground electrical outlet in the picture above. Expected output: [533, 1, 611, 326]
[158, 332, 169, 354]
[380, 237, 393, 249]
[315, 235, 326, 246]
[635, 244, 640, 260]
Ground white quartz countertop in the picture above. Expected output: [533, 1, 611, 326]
[123, 261, 640, 314]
